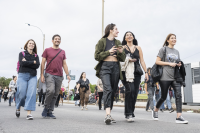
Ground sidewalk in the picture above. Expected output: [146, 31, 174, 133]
[63, 100, 200, 113]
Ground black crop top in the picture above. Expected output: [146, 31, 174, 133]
[104, 38, 117, 56]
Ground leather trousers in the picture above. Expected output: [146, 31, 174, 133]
[121, 72, 141, 118]
[156, 80, 182, 113]
[100, 61, 120, 110]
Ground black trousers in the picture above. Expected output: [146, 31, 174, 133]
[121, 72, 141, 117]
[156, 80, 182, 113]
[39, 93, 46, 104]
[55, 94, 61, 106]
[100, 62, 120, 110]
[98, 92, 103, 109]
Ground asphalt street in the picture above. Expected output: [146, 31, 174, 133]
[0, 102, 200, 133]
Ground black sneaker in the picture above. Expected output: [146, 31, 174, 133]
[47, 112, 56, 119]
[152, 110, 159, 120]
[26, 114, 33, 120]
[176, 116, 188, 124]
[104, 115, 111, 124]
[38, 103, 40, 106]
[42, 108, 48, 118]
[160, 109, 164, 112]
[169, 108, 174, 113]
[16, 110, 20, 118]
[9, 104, 11, 106]
[111, 116, 116, 123]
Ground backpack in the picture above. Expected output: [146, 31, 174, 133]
[17, 51, 37, 73]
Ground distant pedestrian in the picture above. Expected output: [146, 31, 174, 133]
[97, 78, 103, 110]
[3, 87, 9, 102]
[60, 85, 66, 106]
[0, 86, 3, 102]
[8, 76, 17, 106]
[119, 84, 125, 103]
[41, 34, 71, 119]
[76, 72, 91, 110]
[16, 39, 40, 120]
[55, 89, 63, 108]
[145, 67, 155, 111]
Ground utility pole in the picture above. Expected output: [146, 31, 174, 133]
[102, 0, 104, 36]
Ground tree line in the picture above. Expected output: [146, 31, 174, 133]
[0, 77, 12, 88]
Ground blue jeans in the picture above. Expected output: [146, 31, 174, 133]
[16, 73, 37, 111]
[9, 93, 16, 104]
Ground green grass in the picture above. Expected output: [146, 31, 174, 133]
[137, 94, 148, 99]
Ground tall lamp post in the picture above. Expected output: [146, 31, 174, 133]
[102, 0, 104, 36]
[25, 23, 45, 52]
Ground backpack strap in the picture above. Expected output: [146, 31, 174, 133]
[22, 51, 25, 57]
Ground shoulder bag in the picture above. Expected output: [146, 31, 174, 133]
[38, 50, 62, 93]
[151, 47, 166, 82]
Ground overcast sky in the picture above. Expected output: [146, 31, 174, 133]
[0, 0, 200, 89]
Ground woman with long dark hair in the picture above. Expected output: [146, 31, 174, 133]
[76, 72, 91, 110]
[152, 34, 188, 124]
[16, 39, 40, 120]
[121, 31, 148, 121]
[94, 23, 126, 124]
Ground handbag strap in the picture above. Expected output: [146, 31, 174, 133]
[45, 50, 62, 69]
[163, 47, 166, 62]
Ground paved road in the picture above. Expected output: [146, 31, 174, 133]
[0, 102, 200, 133]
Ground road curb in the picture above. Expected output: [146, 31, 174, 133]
[63, 102, 200, 113]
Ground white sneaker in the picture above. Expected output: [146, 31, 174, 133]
[26, 114, 33, 120]
[127, 115, 134, 122]
[81, 107, 84, 110]
[104, 115, 111, 124]
[152, 110, 159, 121]
[176, 116, 188, 124]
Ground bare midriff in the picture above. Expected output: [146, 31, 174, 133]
[103, 56, 118, 62]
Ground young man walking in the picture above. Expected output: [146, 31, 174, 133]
[41, 34, 71, 119]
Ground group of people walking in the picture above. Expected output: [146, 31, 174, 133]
[94, 23, 188, 124]
[2, 23, 188, 125]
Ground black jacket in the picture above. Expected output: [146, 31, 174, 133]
[174, 61, 186, 87]
[18, 51, 40, 76]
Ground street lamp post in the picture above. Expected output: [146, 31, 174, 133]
[102, 0, 104, 37]
[25, 23, 45, 52]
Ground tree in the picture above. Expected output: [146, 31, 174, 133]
[0, 77, 12, 88]
[140, 81, 145, 90]
[90, 84, 96, 93]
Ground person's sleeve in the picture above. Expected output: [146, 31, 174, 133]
[157, 47, 164, 59]
[9, 81, 14, 88]
[116, 41, 126, 62]
[94, 40, 110, 61]
[97, 79, 99, 86]
[63, 51, 66, 60]
[28, 55, 40, 69]
[77, 79, 81, 85]
[19, 52, 35, 67]
[42, 49, 47, 58]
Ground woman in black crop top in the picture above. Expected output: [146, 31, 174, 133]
[94, 23, 126, 124]
[121, 31, 148, 121]
[76, 72, 91, 110]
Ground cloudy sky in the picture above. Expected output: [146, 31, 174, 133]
[0, 0, 200, 88]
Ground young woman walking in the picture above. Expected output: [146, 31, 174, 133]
[16, 39, 40, 120]
[152, 33, 188, 124]
[8, 76, 17, 106]
[76, 72, 91, 110]
[121, 31, 148, 121]
[94, 23, 126, 124]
